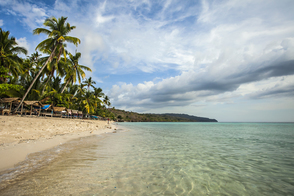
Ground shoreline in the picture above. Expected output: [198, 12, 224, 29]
[0, 115, 116, 172]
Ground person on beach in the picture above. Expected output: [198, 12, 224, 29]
[108, 118, 109, 124]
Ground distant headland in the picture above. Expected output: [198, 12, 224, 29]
[109, 109, 218, 122]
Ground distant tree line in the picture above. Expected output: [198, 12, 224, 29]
[110, 109, 218, 122]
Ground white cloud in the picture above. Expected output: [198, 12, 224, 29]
[1, 0, 47, 30]
[1, 0, 292, 121]
[0, 19, 3, 26]
[16, 37, 31, 56]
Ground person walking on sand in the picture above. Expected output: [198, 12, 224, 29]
[108, 118, 109, 124]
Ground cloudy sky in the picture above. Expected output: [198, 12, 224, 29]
[0, 0, 294, 122]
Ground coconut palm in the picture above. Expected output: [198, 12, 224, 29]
[83, 77, 96, 91]
[61, 52, 92, 93]
[20, 52, 42, 81]
[76, 83, 86, 97]
[93, 87, 104, 99]
[39, 53, 68, 94]
[28, 51, 42, 65]
[81, 91, 97, 114]
[16, 16, 80, 111]
[0, 28, 27, 82]
[103, 95, 111, 108]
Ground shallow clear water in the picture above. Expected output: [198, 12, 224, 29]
[0, 122, 293, 195]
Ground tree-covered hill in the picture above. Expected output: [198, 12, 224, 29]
[109, 109, 218, 122]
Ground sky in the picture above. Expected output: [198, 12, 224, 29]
[0, 0, 294, 122]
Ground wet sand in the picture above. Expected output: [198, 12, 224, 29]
[0, 115, 116, 172]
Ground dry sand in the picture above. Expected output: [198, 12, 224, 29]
[0, 115, 116, 172]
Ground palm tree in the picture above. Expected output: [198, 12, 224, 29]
[103, 95, 111, 108]
[16, 16, 80, 111]
[61, 52, 92, 93]
[20, 52, 42, 82]
[28, 51, 42, 65]
[93, 87, 104, 99]
[40, 53, 68, 94]
[0, 28, 27, 97]
[92, 87, 104, 110]
[81, 91, 97, 114]
[0, 28, 27, 83]
[76, 83, 86, 97]
[83, 77, 96, 91]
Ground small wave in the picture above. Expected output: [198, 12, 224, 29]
[0, 134, 106, 192]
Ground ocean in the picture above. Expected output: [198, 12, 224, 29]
[0, 122, 293, 195]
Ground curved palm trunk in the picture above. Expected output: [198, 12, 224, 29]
[41, 72, 53, 94]
[60, 76, 72, 94]
[14, 45, 58, 112]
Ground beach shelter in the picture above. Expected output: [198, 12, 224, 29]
[53, 107, 67, 117]
[72, 110, 78, 118]
[78, 111, 83, 119]
[23, 101, 43, 116]
[40, 104, 53, 117]
[66, 108, 72, 118]
[0, 97, 21, 115]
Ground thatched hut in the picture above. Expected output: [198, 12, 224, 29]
[78, 111, 83, 119]
[0, 97, 21, 115]
[22, 101, 43, 116]
[71, 110, 78, 118]
[53, 107, 67, 117]
[40, 104, 53, 117]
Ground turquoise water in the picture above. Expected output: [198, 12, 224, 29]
[0, 122, 293, 195]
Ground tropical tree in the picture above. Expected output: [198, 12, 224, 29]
[83, 77, 96, 91]
[39, 54, 67, 93]
[81, 91, 97, 114]
[103, 95, 111, 108]
[0, 28, 28, 79]
[20, 52, 41, 82]
[61, 52, 92, 93]
[28, 51, 42, 65]
[0, 28, 27, 96]
[93, 87, 104, 99]
[76, 83, 86, 97]
[16, 16, 81, 111]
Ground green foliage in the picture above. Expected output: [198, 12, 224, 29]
[0, 66, 10, 79]
[0, 28, 27, 81]
[1, 17, 112, 119]
[0, 83, 23, 96]
[109, 109, 217, 122]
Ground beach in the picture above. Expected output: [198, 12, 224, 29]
[0, 115, 116, 172]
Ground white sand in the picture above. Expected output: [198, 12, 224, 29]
[0, 115, 116, 172]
